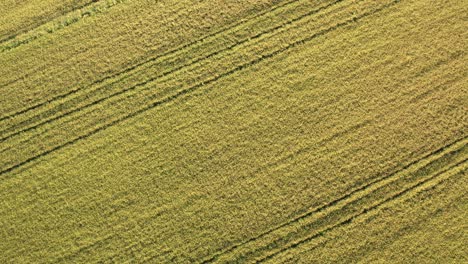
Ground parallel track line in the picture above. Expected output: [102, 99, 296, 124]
[200, 136, 466, 262]
[0, 0, 344, 141]
[0, 0, 401, 176]
[256, 160, 467, 263]
[0, 0, 301, 120]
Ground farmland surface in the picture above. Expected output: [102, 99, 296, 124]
[0, 0, 467, 263]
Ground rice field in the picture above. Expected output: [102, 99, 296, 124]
[0, 0, 467, 262]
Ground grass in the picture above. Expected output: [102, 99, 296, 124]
[0, 0, 467, 262]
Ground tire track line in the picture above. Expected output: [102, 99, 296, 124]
[286, 194, 462, 264]
[0, 0, 383, 144]
[255, 149, 468, 261]
[5, 31, 451, 159]
[0, 0, 325, 132]
[227, 144, 468, 263]
[199, 136, 467, 263]
[0, 0, 344, 141]
[0, 0, 122, 88]
[0, 0, 301, 121]
[256, 159, 467, 263]
[0, 0, 401, 176]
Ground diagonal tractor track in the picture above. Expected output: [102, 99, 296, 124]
[0, 0, 336, 132]
[0, 0, 300, 118]
[0, 0, 402, 175]
[200, 136, 468, 263]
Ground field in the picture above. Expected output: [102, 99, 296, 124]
[0, 0, 467, 262]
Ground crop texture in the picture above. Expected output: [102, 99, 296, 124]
[0, 0, 467, 263]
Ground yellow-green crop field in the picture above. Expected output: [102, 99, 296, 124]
[0, 0, 467, 262]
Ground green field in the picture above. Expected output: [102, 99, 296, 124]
[0, 0, 467, 262]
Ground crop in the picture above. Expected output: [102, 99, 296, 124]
[0, 0, 466, 262]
